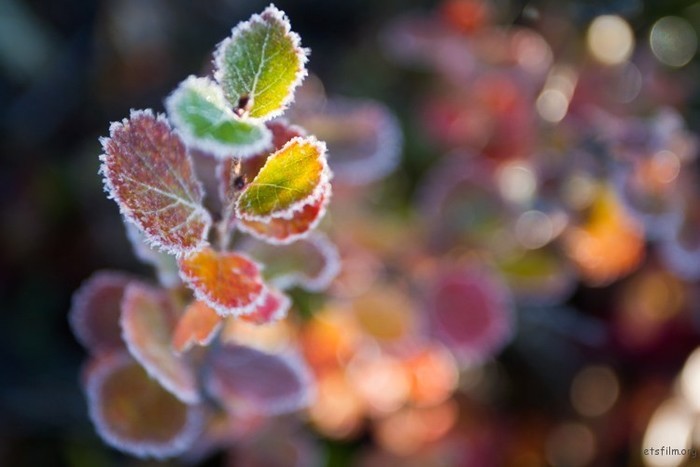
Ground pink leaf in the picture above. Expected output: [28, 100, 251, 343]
[207, 344, 314, 416]
[100, 109, 212, 256]
[120, 283, 200, 403]
[69, 271, 132, 354]
[84, 351, 202, 459]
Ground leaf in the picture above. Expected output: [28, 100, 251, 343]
[120, 283, 200, 404]
[237, 182, 330, 244]
[240, 288, 291, 325]
[166, 76, 272, 159]
[239, 120, 307, 185]
[241, 232, 340, 291]
[100, 110, 212, 256]
[236, 136, 330, 221]
[426, 265, 514, 366]
[172, 301, 223, 354]
[217, 121, 308, 235]
[178, 247, 267, 316]
[69, 271, 132, 354]
[213, 5, 308, 120]
[125, 223, 180, 288]
[207, 344, 314, 415]
[84, 352, 202, 459]
[292, 98, 402, 185]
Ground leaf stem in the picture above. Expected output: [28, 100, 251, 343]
[217, 158, 242, 251]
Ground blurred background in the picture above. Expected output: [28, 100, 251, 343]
[4, 0, 700, 465]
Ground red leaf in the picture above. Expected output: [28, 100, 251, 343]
[100, 110, 212, 256]
[172, 301, 223, 354]
[178, 247, 267, 316]
[69, 271, 132, 354]
[237, 182, 330, 244]
[207, 344, 314, 415]
[121, 283, 200, 403]
[84, 352, 202, 459]
[240, 288, 291, 325]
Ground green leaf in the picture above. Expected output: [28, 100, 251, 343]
[236, 136, 330, 221]
[214, 5, 308, 121]
[166, 76, 272, 159]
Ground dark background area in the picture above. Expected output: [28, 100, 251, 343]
[2, 0, 700, 465]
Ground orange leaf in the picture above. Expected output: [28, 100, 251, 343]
[178, 247, 267, 316]
[172, 301, 223, 354]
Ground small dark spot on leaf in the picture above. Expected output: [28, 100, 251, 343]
[233, 175, 246, 190]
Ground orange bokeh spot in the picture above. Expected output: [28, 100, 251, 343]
[564, 187, 644, 286]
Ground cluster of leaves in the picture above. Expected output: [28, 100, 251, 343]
[269, 0, 700, 464]
[70, 5, 342, 459]
[333, 0, 700, 463]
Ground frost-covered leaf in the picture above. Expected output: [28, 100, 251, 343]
[214, 5, 308, 120]
[125, 223, 180, 288]
[100, 110, 211, 256]
[221, 121, 308, 234]
[236, 136, 330, 221]
[178, 247, 267, 316]
[425, 265, 514, 366]
[166, 76, 272, 159]
[172, 301, 223, 354]
[84, 352, 202, 459]
[292, 98, 402, 185]
[120, 283, 200, 404]
[239, 120, 307, 182]
[241, 232, 340, 291]
[207, 344, 313, 415]
[237, 182, 330, 244]
[241, 288, 291, 325]
[69, 271, 132, 353]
